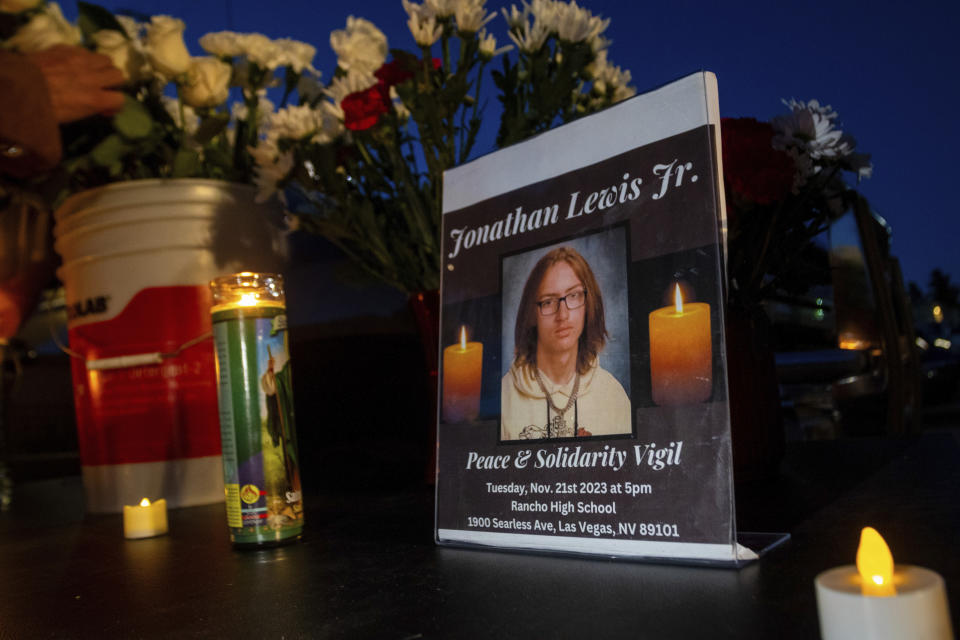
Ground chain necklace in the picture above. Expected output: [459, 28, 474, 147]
[534, 367, 580, 437]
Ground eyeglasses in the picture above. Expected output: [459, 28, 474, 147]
[536, 289, 586, 316]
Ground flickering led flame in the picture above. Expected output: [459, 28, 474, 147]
[139, 497, 151, 507]
[459, 325, 467, 350]
[674, 283, 683, 314]
[856, 526, 896, 596]
[239, 293, 259, 306]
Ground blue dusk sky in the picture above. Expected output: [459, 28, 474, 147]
[68, 0, 960, 291]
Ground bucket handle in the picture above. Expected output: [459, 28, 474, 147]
[53, 329, 213, 371]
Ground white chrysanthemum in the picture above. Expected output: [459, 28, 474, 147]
[554, 1, 609, 43]
[407, 8, 443, 47]
[308, 101, 346, 145]
[501, 4, 525, 29]
[588, 50, 634, 102]
[271, 38, 317, 73]
[269, 104, 325, 141]
[199, 31, 245, 57]
[500, 3, 526, 29]
[161, 96, 200, 135]
[425, 0, 458, 17]
[231, 94, 275, 131]
[772, 99, 856, 160]
[454, 0, 495, 33]
[250, 138, 294, 203]
[297, 71, 325, 103]
[508, 18, 550, 53]
[330, 17, 388, 74]
[478, 29, 512, 60]
[389, 86, 411, 121]
[528, 0, 560, 32]
[846, 152, 873, 180]
[235, 34, 316, 73]
[612, 84, 635, 102]
[402, 0, 431, 19]
[324, 69, 378, 117]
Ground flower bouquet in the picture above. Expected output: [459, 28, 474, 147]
[1, 0, 323, 202]
[250, 0, 636, 293]
[721, 99, 872, 311]
[2, 0, 636, 296]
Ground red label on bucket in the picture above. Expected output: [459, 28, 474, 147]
[68, 285, 221, 465]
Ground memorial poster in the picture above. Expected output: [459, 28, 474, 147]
[435, 72, 756, 564]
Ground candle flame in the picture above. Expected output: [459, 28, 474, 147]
[460, 325, 467, 350]
[674, 283, 683, 314]
[239, 293, 259, 306]
[856, 526, 896, 596]
[139, 498, 151, 507]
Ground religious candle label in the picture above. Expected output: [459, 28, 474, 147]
[435, 72, 748, 564]
[212, 304, 303, 545]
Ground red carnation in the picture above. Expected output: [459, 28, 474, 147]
[342, 86, 390, 131]
[721, 117, 795, 205]
[375, 60, 415, 88]
[347, 57, 443, 131]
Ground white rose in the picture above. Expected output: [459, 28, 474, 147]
[180, 56, 232, 108]
[93, 29, 148, 84]
[5, 2, 81, 53]
[0, 0, 43, 12]
[145, 15, 191, 78]
[329, 16, 387, 74]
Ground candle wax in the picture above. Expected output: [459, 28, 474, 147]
[443, 341, 483, 423]
[815, 565, 953, 640]
[648, 302, 712, 405]
[123, 498, 169, 539]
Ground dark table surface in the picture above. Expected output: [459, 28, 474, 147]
[1, 430, 958, 639]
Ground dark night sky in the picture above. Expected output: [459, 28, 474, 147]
[69, 0, 960, 290]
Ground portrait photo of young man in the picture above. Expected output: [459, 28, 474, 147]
[500, 235, 632, 441]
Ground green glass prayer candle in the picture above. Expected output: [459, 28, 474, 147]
[210, 272, 303, 548]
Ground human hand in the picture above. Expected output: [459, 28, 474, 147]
[26, 45, 125, 124]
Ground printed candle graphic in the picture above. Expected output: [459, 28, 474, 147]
[648, 283, 712, 405]
[442, 326, 483, 422]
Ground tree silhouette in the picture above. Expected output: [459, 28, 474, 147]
[928, 269, 959, 306]
[908, 281, 925, 304]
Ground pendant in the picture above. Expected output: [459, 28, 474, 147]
[550, 414, 571, 438]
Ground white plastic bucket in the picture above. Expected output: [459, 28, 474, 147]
[54, 179, 287, 513]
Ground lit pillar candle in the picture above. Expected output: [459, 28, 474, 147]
[442, 326, 483, 423]
[123, 497, 169, 539]
[648, 284, 712, 405]
[815, 527, 953, 640]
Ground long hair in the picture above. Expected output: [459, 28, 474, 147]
[513, 246, 607, 376]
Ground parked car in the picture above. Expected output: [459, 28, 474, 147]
[769, 201, 921, 441]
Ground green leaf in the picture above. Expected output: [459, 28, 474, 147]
[172, 149, 201, 177]
[90, 134, 128, 167]
[193, 114, 230, 145]
[113, 97, 154, 139]
[77, 2, 126, 40]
